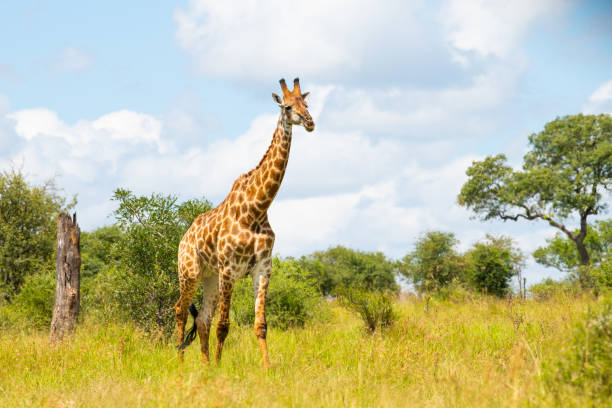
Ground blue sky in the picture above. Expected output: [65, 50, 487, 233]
[1, 0, 611, 284]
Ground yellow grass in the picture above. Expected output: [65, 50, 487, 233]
[0, 295, 600, 407]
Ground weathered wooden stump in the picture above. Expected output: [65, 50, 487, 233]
[49, 212, 81, 343]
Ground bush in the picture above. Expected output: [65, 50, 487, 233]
[529, 278, 581, 300]
[87, 266, 178, 337]
[570, 264, 612, 296]
[80, 225, 123, 279]
[94, 189, 212, 337]
[464, 235, 523, 297]
[9, 268, 56, 328]
[336, 286, 397, 333]
[231, 258, 323, 329]
[434, 279, 475, 303]
[0, 168, 73, 298]
[399, 231, 463, 294]
[298, 246, 399, 295]
[545, 300, 612, 403]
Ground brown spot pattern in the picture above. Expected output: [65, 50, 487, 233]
[174, 79, 313, 369]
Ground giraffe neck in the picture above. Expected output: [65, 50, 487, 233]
[247, 111, 292, 217]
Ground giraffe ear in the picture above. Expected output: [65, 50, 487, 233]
[272, 93, 283, 106]
[301, 92, 310, 101]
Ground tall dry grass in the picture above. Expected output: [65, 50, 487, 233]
[0, 294, 603, 407]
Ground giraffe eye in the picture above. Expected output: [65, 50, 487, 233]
[284, 105, 292, 111]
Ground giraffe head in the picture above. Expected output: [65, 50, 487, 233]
[272, 78, 314, 132]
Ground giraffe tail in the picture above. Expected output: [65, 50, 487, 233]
[177, 303, 198, 350]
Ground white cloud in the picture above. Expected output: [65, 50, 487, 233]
[6, 109, 164, 181]
[174, 0, 471, 85]
[174, 0, 565, 85]
[583, 79, 612, 114]
[52, 47, 92, 72]
[321, 63, 519, 138]
[442, 0, 566, 59]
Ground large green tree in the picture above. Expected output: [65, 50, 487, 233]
[0, 169, 73, 298]
[399, 231, 463, 294]
[458, 114, 612, 267]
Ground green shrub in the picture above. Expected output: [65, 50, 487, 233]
[298, 246, 399, 295]
[231, 257, 323, 329]
[529, 278, 580, 300]
[87, 266, 178, 338]
[545, 300, 612, 403]
[336, 286, 397, 333]
[9, 269, 56, 328]
[464, 235, 523, 297]
[569, 264, 612, 296]
[434, 279, 475, 303]
[90, 190, 213, 337]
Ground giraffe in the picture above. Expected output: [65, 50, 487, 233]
[174, 78, 314, 368]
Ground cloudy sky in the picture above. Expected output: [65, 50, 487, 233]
[1, 1, 611, 283]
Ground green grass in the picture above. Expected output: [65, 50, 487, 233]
[0, 295, 605, 407]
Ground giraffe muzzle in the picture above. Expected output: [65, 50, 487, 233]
[305, 120, 315, 132]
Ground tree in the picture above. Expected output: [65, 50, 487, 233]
[298, 246, 399, 295]
[458, 114, 612, 267]
[0, 168, 73, 298]
[91, 189, 213, 335]
[399, 231, 463, 294]
[534, 219, 612, 272]
[534, 219, 612, 290]
[464, 235, 524, 297]
[111, 189, 212, 277]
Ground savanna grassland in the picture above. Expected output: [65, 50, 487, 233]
[1, 294, 607, 408]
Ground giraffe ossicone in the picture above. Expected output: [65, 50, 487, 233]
[174, 78, 314, 368]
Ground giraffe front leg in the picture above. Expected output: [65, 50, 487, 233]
[215, 271, 235, 365]
[252, 259, 272, 368]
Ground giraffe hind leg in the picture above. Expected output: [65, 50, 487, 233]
[196, 274, 220, 364]
[178, 304, 199, 350]
[174, 263, 199, 354]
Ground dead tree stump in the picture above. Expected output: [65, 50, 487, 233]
[50, 212, 81, 343]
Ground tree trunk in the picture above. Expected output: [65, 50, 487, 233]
[574, 214, 590, 266]
[575, 239, 590, 266]
[50, 213, 81, 343]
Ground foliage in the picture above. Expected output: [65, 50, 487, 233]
[7, 266, 56, 328]
[336, 286, 396, 333]
[533, 219, 612, 273]
[297, 246, 399, 295]
[458, 114, 612, 266]
[112, 189, 212, 276]
[0, 168, 73, 298]
[80, 225, 123, 279]
[231, 257, 323, 329]
[545, 300, 612, 403]
[399, 231, 463, 294]
[94, 189, 213, 336]
[88, 266, 179, 337]
[464, 235, 524, 297]
[529, 278, 580, 300]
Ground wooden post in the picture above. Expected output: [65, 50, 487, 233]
[50, 212, 81, 343]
